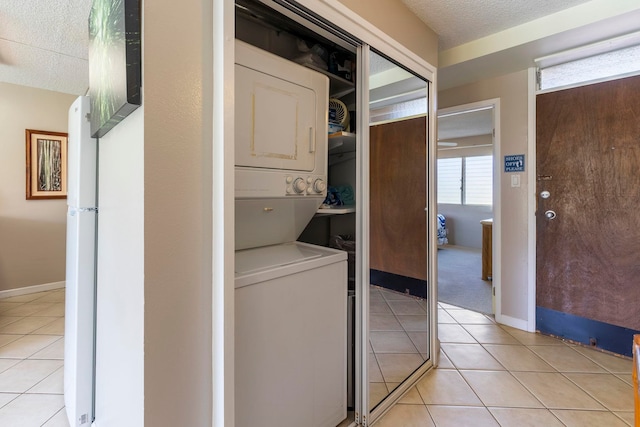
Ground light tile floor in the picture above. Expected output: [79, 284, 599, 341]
[369, 286, 428, 408]
[1, 289, 634, 427]
[0, 289, 69, 427]
[375, 300, 635, 427]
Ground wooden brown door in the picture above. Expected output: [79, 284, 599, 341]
[370, 116, 427, 282]
[536, 75, 640, 351]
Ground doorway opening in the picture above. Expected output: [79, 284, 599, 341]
[436, 100, 500, 316]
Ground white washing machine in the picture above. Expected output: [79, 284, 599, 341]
[235, 242, 347, 427]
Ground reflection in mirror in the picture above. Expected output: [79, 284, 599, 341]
[368, 51, 430, 411]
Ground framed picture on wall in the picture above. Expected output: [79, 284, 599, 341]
[88, 0, 141, 138]
[25, 129, 68, 200]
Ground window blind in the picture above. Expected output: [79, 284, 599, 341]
[464, 155, 493, 205]
[437, 158, 462, 204]
[437, 155, 493, 206]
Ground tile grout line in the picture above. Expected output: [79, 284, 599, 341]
[24, 364, 65, 396]
[41, 407, 67, 427]
[0, 290, 67, 426]
[465, 322, 595, 419]
[443, 303, 634, 425]
[370, 288, 430, 410]
[497, 319, 634, 418]
[557, 370, 634, 414]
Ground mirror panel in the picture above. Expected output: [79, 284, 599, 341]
[368, 50, 430, 411]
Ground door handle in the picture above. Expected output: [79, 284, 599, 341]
[308, 127, 315, 153]
[545, 210, 557, 220]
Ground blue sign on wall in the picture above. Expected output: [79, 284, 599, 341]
[504, 154, 525, 172]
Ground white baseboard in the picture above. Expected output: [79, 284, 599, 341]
[0, 281, 65, 299]
[496, 313, 532, 332]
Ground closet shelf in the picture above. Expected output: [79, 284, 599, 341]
[328, 131, 356, 154]
[302, 64, 355, 98]
[316, 205, 356, 216]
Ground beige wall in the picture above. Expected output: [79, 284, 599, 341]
[0, 82, 75, 292]
[143, 0, 213, 425]
[95, 0, 214, 421]
[439, 70, 530, 323]
[338, 0, 439, 66]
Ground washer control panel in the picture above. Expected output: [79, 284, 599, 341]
[285, 175, 326, 196]
[235, 169, 327, 199]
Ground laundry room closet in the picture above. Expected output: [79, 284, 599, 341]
[232, 2, 437, 426]
[234, 2, 359, 426]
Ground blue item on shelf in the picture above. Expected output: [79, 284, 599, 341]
[323, 185, 354, 206]
[323, 186, 343, 206]
[337, 185, 354, 205]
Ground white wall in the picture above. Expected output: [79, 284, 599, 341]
[94, 107, 144, 427]
[439, 70, 530, 325]
[438, 204, 492, 248]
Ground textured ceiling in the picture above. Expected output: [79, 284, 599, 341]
[401, 0, 593, 50]
[0, 0, 637, 96]
[0, 0, 92, 95]
[438, 108, 493, 140]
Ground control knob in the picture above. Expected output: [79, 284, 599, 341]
[313, 179, 326, 193]
[292, 178, 307, 194]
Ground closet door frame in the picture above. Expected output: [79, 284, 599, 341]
[363, 50, 435, 426]
[215, 1, 438, 426]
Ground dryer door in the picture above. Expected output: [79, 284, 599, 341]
[236, 64, 319, 172]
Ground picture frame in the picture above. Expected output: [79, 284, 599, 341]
[88, 0, 141, 138]
[25, 129, 68, 200]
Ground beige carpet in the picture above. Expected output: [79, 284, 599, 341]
[437, 245, 492, 314]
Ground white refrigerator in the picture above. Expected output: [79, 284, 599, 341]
[64, 96, 97, 426]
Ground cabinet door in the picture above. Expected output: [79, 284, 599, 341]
[235, 64, 318, 172]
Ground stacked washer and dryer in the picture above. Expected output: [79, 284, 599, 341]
[234, 40, 348, 427]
